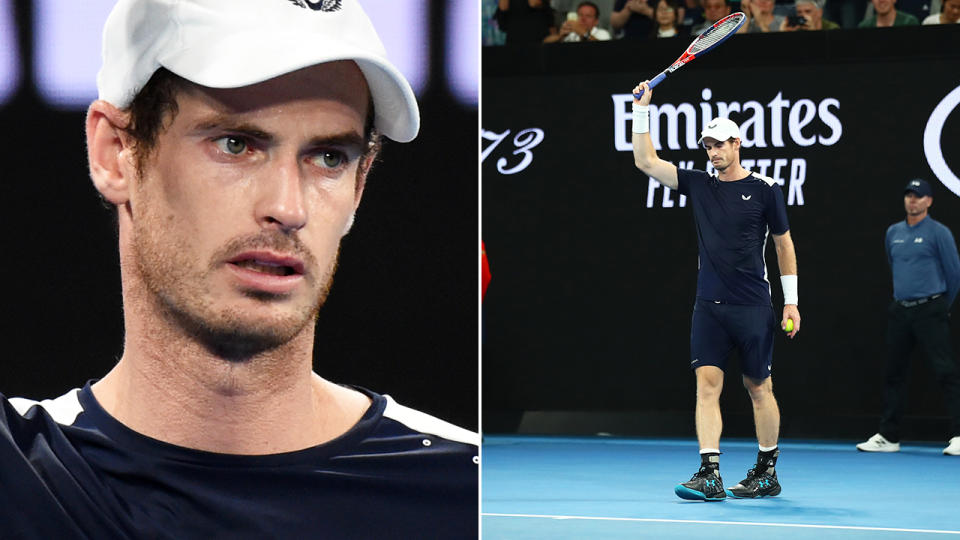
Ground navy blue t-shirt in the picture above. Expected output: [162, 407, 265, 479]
[677, 168, 790, 306]
[0, 383, 478, 539]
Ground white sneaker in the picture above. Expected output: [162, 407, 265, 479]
[944, 437, 960, 456]
[856, 433, 900, 452]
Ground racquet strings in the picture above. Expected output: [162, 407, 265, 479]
[690, 13, 745, 54]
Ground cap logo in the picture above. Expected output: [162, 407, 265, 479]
[287, 0, 342, 11]
[911, 181, 920, 186]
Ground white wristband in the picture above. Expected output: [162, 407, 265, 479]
[632, 104, 649, 134]
[780, 275, 798, 305]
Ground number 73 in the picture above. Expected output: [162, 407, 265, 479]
[481, 128, 545, 175]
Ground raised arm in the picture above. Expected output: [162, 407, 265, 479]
[773, 230, 800, 338]
[631, 81, 678, 190]
[611, 2, 633, 31]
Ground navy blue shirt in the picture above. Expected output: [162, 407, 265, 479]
[0, 383, 478, 539]
[886, 215, 960, 306]
[677, 169, 790, 306]
[613, 0, 654, 38]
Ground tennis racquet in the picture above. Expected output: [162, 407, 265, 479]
[633, 12, 747, 99]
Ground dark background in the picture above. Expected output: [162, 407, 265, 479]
[0, 2, 478, 431]
[482, 25, 960, 441]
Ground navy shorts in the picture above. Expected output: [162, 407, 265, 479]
[689, 299, 777, 380]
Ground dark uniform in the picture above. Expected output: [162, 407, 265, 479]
[880, 189, 960, 444]
[1, 384, 479, 539]
[677, 168, 790, 380]
[672, 165, 791, 502]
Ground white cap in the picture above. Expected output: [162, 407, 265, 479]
[97, 0, 419, 142]
[697, 117, 740, 144]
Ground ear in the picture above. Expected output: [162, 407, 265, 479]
[342, 153, 376, 237]
[354, 152, 376, 204]
[86, 100, 137, 206]
[342, 212, 356, 236]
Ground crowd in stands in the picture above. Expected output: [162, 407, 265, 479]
[483, 0, 959, 46]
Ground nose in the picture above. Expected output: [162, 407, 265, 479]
[256, 156, 308, 232]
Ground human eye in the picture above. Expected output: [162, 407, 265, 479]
[212, 135, 249, 156]
[308, 150, 350, 171]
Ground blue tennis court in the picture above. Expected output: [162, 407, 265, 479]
[482, 435, 960, 539]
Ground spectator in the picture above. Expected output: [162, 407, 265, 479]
[691, 0, 731, 35]
[678, 0, 706, 29]
[825, 0, 869, 28]
[923, 0, 960, 23]
[888, 0, 934, 20]
[545, 1, 612, 41]
[611, 0, 656, 39]
[858, 0, 920, 27]
[495, 0, 557, 45]
[484, 0, 508, 45]
[652, 0, 685, 36]
[742, 0, 785, 33]
[781, 0, 841, 30]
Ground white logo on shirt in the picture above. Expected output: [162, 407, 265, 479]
[741, 194, 752, 200]
[893, 239, 905, 244]
[914, 237, 924, 243]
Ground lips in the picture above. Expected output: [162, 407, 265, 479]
[227, 252, 305, 276]
[233, 260, 297, 276]
[225, 251, 306, 294]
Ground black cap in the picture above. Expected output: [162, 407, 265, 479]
[904, 178, 932, 198]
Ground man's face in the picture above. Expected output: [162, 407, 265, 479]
[703, 0, 730, 22]
[128, 61, 371, 356]
[795, 3, 821, 26]
[577, 5, 599, 29]
[904, 192, 931, 216]
[753, 0, 775, 15]
[702, 137, 739, 172]
[943, 0, 960, 23]
[872, 0, 895, 16]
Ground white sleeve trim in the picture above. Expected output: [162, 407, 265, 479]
[382, 396, 479, 447]
[751, 172, 778, 187]
[9, 388, 84, 426]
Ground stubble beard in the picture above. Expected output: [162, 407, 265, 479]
[131, 209, 338, 361]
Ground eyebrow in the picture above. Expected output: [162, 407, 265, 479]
[193, 116, 274, 141]
[192, 115, 366, 150]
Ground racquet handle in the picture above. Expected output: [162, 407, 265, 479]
[633, 71, 668, 100]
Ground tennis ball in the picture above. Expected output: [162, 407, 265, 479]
[784, 319, 794, 332]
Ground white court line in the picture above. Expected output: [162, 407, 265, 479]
[482, 513, 960, 535]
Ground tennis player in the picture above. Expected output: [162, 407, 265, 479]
[630, 80, 800, 501]
[0, 1, 478, 537]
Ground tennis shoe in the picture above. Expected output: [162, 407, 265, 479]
[674, 466, 726, 501]
[725, 467, 781, 498]
[945, 436, 960, 456]
[856, 433, 900, 453]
